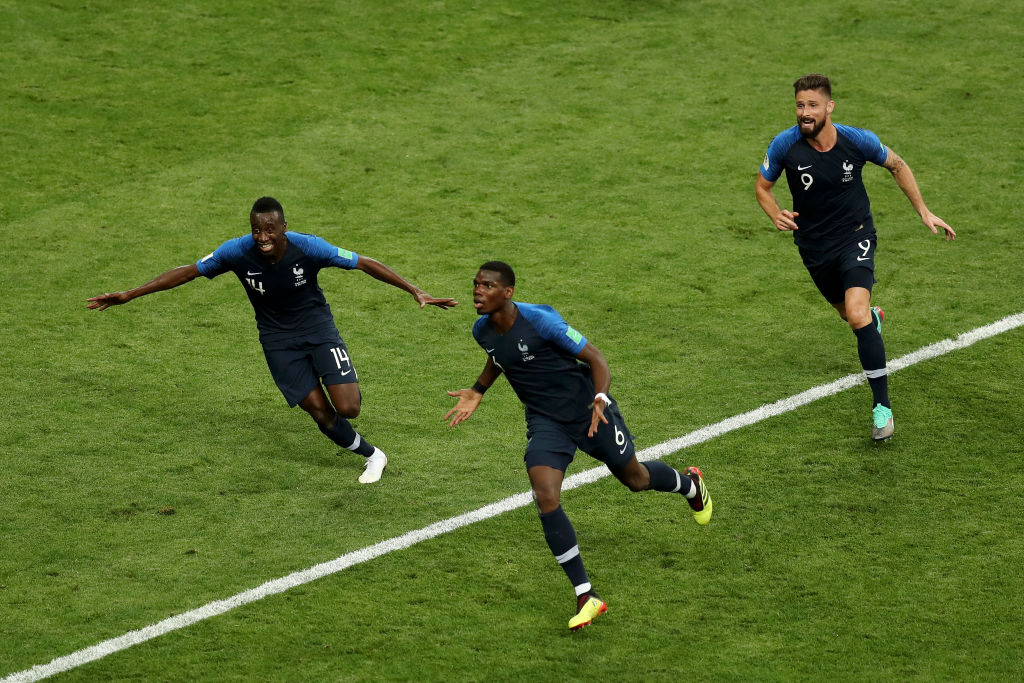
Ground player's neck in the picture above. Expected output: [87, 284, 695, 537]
[490, 302, 518, 335]
[807, 122, 837, 152]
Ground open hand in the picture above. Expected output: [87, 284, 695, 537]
[86, 292, 130, 311]
[445, 389, 482, 427]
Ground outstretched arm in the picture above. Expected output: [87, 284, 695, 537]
[883, 147, 956, 241]
[577, 342, 612, 438]
[755, 174, 799, 232]
[445, 356, 502, 427]
[86, 264, 200, 310]
[356, 256, 458, 309]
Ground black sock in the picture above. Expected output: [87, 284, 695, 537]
[853, 317, 890, 409]
[318, 416, 375, 457]
[539, 505, 591, 597]
[642, 461, 694, 496]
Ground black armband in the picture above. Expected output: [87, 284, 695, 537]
[472, 381, 489, 395]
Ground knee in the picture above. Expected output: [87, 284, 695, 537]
[533, 488, 561, 514]
[847, 307, 871, 330]
[334, 401, 361, 419]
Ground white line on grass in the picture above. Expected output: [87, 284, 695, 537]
[5, 311, 1023, 683]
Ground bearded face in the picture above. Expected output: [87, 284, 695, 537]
[795, 89, 833, 139]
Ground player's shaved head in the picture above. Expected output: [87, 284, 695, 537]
[794, 73, 832, 99]
[479, 260, 515, 287]
[251, 196, 285, 222]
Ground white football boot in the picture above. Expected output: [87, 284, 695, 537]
[358, 448, 388, 484]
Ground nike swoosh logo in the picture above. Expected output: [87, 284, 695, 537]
[485, 348, 495, 353]
[340, 369, 352, 376]
[857, 256, 870, 262]
[797, 164, 812, 170]
[247, 271, 262, 276]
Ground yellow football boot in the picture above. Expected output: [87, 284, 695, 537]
[685, 466, 712, 525]
[568, 595, 607, 631]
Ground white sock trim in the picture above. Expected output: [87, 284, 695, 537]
[345, 433, 362, 452]
[555, 545, 580, 565]
[671, 470, 682, 493]
[574, 582, 592, 597]
[864, 367, 888, 379]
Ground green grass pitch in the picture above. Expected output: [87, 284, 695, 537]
[2, 0, 1023, 679]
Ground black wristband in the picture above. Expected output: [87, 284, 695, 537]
[472, 381, 488, 395]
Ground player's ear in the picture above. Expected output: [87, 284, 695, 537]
[826, 100, 835, 115]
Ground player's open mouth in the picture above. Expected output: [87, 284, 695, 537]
[257, 242, 273, 252]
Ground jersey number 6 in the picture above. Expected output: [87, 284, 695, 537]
[614, 425, 628, 455]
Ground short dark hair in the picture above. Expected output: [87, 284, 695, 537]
[251, 196, 285, 221]
[479, 260, 516, 287]
[793, 73, 832, 99]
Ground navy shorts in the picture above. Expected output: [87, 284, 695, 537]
[523, 398, 636, 473]
[800, 235, 878, 304]
[261, 329, 359, 407]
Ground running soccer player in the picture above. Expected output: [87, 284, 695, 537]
[755, 73, 955, 441]
[87, 196, 456, 483]
[445, 261, 711, 631]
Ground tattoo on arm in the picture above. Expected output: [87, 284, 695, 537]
[887, 155, 905, 177]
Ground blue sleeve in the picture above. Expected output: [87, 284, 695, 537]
[517, 303, 588, 355]
[472, 316, 487, 343]
[196, 236, 246, 278]
[288, 232, 359, 269]
[836, 124, 887, 165]
[759, 126, 800, 182]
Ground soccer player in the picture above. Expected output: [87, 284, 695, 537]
[755, 73, 955, 441]
[87, 196, 457, 483]
[445, 261, 711, 631]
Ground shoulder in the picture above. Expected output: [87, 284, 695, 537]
[516, 302, 564, 327]
[835, 123, 887, 163]
[285, 231, 323, 252]
[761, 126, 802, 179]
[199, 235, 249, 264]
[220, 234, 252, 254]
[517, 303, 586, 352]
[472, 315, 491, 340]
[766, 126, 802, 153]
[196, 235, 251, 277]
[288, 231, 359, 267]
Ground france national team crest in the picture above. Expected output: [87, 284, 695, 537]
[293, 266, 306, 287]
[518, 339, 534, 362]
[842, 160, 854, 183]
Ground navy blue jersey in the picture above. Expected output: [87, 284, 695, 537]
[196, 232, 359, 346]
[760, 123, 888, 252]
[473, 303, 592, 423]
